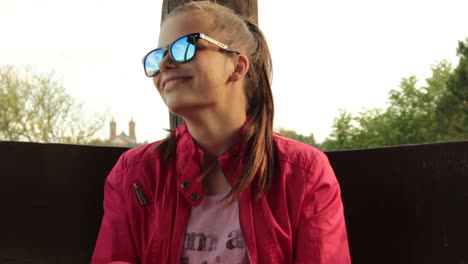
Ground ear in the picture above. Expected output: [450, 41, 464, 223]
[229, 54, 250, 82]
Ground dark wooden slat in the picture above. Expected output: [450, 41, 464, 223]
[0, 141, 127, 264]
[327, 141, 468, 264]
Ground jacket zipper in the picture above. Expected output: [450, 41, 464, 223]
[133, 183, 147, 205]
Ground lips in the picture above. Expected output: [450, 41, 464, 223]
[161, 76, 192, 92]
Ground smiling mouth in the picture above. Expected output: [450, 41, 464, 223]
[163, 77, 191, 92]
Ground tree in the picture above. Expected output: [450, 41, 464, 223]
[321, 109, 356, 151]
[321, 59, 458, 151]
[440, 38, 468, 139]
[276, 128, 318, 147]
[383, 62, 453, 145]
[349, 108, 390, 148]
[0, 65, 106, 144]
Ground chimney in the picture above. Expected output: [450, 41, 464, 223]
[129, 119, 136, 141]
[110, 118, 116, 140]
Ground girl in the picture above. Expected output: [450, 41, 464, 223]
[92, 1, 350, 263]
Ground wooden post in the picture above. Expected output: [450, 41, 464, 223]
[161, 0, 258, 129]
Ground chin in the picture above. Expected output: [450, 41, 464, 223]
[165, 100, 194, 116]
[166, 100, 214, 118]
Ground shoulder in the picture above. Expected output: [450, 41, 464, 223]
[104, 139, 168, 189]
[273, 134, 341, 212]
[274, 133, 329, 171]
[114, 140, 165, 171]
[273, 133, 335, 187]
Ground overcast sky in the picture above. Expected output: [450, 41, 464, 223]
[1, 0, 467, 143]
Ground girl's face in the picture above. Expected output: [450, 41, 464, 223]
[153, 12, 237, 118]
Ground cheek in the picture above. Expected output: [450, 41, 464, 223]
[152, 76, 166, 101]
[152, 76, 161, 91]
[201, 64, 230, 87]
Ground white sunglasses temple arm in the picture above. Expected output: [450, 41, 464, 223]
[199, 33, 238, 53]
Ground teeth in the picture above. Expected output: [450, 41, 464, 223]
[164, 78, 186, 90]
[167, 79, 180, 86]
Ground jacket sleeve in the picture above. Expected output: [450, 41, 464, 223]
[91, 154, 139, 264]
[294, 151, 351, 264]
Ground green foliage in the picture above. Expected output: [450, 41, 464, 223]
[322, 54, 466, 151]
[87, 138, 112, 146]
[275, 38, 468, 151]
[320, 110, 356, 150]
[277, 128, 318, 147]
[87, 138, 145, 148]
[442, 38, 468, 139]
[0, 65, 106, 144]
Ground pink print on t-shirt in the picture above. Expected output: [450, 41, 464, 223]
[180, 193, 249, 264]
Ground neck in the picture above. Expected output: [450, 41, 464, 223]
[184, 111, 246, 156]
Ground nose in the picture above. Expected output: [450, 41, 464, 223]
[158, 50, 176, 72]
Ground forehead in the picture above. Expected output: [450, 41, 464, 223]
[158, 12, 215, 47]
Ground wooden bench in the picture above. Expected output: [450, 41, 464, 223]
[1, 140, 467, 263]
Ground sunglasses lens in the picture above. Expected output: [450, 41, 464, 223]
[171, 35, 196, 63]
[144, 49, 164, 77]
[143, 34, 197, 77]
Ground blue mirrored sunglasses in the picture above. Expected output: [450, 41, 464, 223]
[142, 32, 239, 77]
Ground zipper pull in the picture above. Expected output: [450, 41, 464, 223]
[133, 183, 147, 205]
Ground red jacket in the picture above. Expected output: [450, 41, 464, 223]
[92, 124, 350, 263]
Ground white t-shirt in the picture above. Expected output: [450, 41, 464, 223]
[180, 193, 249, 264]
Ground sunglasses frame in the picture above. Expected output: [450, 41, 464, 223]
[142, 32, 239, 77]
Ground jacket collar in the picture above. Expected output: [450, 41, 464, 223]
[174, 124, 247, 207]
